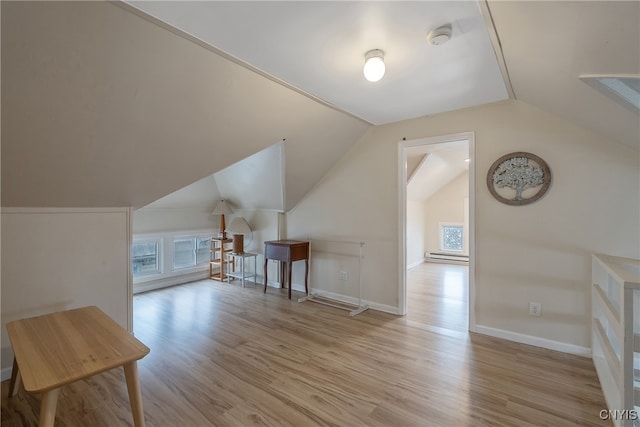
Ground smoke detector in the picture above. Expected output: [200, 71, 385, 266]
[427, 24, 452, 46]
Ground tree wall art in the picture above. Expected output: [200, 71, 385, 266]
[487, 152, 551, 206]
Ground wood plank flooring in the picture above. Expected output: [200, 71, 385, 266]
[406, 262, 468, 332]
[2, 263, 609, 426]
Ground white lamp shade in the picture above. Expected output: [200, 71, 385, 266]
[211, 199, 233, 216]
[226, 217, 251, 234]
[363, 50, 385, 82]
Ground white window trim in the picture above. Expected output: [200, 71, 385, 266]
[173, 236, 197, 271]
[133, 229, 213, 285]
[172, 234, 212, 271]
[196, 236, 212, 266]
[132, 237, 163, 278]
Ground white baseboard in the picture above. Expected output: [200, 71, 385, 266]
[134, 270, 209, 294]
[474, 325, 592, 358]
[407, 259, 425, 270]
[367, 301, 400, 315]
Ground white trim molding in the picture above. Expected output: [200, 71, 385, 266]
[398, 132, 476, 331]
[474, 325, 591, 358]
[134, 269, 209, 294]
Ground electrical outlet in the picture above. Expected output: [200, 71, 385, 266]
[339, 271, 348, 281]
[529, 302, 542, 317]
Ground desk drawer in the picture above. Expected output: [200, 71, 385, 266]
[289, 243, 309, 261]
[265, 244, 291, 261]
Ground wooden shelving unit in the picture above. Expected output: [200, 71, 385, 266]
[210, 237, 233, 282]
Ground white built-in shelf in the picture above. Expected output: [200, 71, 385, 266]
[592, 254, 640, 427]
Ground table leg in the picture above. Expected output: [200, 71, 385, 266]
[288, 262, 293, 300]
[123, 361, 146, 427]
[8, 358, 21, 397]
[39, 388, 60, 427]
[264, 258, 269, 293]
[221, 253, 226, 281]
[304, 258, 309, 295]
[241, 256, 245, 287]
[280, 262, 285, 289]
[253, 256, 257, 286]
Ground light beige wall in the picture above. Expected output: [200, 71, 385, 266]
[133, 208, 214, 234]
[423, 171, 469, 255]
[286, 126, 398, 312]
[1, 208, 131, 373]
[406, 200, 425, 267]
[288, 100, 640, 349]
[1, 1, 369, 210]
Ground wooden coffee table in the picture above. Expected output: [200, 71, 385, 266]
[6, 306, 150, 427]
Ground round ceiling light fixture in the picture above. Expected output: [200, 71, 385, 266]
[427, 24, 452, 46]
[363, 49, 385, 82]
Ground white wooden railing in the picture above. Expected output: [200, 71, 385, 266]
[592, 254, 640, 427]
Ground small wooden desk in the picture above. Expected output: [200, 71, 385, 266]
[264, 240, 310, 299]
[6, 306, 150, 427]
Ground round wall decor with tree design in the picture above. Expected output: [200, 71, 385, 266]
[487, 152, 551, 206]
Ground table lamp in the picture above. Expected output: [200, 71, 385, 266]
[211, 200, 233, 239]
[226, 217, 252, 253]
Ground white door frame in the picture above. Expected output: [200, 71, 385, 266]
[397, 132, 477, 332]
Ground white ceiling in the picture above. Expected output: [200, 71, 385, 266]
[142, 142, 285, 211]
[125, 0, 638, 210]
[407, 139, 469, 202]
[215, 142, 285, 211]
[143, 173, 221, 210]
[488, 1, 639, 149]
[127, 1, 510, 125]
[125, 0, 639, 149]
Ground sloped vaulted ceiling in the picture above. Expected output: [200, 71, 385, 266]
[1, 1, 370, 209]
[123, 0, 639, 150]
[488, 1, 639, 149]
[124, 0, 510, 125]
[142, 142, 286, 213]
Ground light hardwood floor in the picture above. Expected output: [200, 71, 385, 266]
[2, 263, 609, 426]
[406, 262, 468, 333]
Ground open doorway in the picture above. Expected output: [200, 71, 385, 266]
[398, 132, 476, 332]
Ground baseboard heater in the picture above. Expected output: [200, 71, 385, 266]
[426, 252, 469, 263]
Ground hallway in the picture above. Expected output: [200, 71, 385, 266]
[407, 261, 468, 332]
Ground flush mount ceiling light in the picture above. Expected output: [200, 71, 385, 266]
[427, 24, 452, 46]
[363, 49, 385, 82]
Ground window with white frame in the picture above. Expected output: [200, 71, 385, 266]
[173, 238, 196, 270]
[133, 230, 214, 287]
[132, 239, 161, 277]
[173, 236, 211, 270]
[440, 223, 464, 252]
[196, 237, 211, 265]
